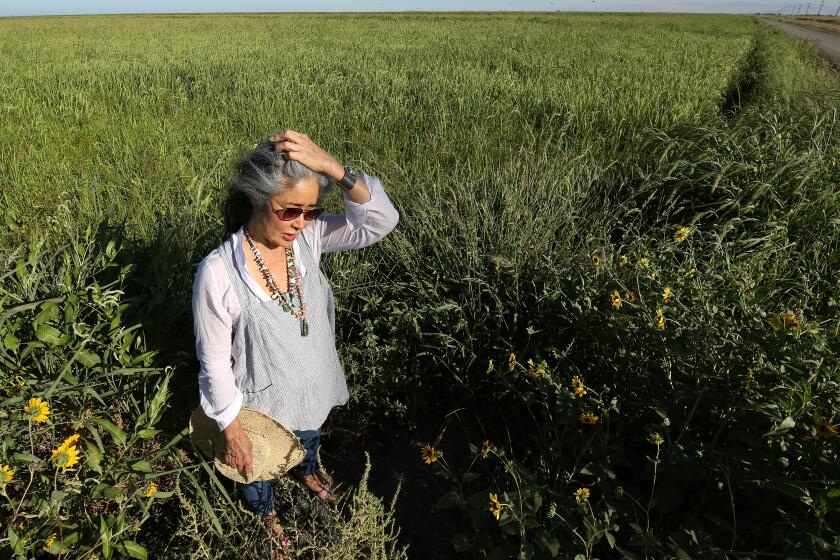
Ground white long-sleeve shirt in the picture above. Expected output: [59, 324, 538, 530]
[192, 171, 399, 431]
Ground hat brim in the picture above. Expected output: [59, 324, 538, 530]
[189, 406, 306, 484]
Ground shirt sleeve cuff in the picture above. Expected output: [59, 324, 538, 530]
[201, 388, 243, 432]
[341, 170, 378, 232]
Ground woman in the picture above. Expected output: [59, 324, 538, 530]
[192, 129, 399, 557]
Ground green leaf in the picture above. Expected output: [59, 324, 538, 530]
[100, 516, 112, 560]
[137, 428, 162, 439]
[764, 416, 795, 436]
[35, 324, 64, 345]
[77, 350, 101, 368]
[85, 440, 102, 474]
[13, 451, 38, 463]
[89, 417, 127, 446]
[7, 526, 25, 554]
[119, 540, 148, 560]
[50, 490, 68, 505]
[130, 460, 153, 473]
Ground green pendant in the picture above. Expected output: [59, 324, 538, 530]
[300, 318, 309, 337]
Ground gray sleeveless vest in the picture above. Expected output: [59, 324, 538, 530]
[219, 229, 349, 431]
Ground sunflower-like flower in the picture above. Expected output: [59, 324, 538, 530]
[571, 376, 586, 397]
[662, 287, 671, 303]
[815, 420, 838, 439]
[610, 290, 622, 310]
[767, 311, 800, 332]
[51, 434, 82, 469]
[574, 487, 590, 504]
[489, 493, 502, 521]
[648, 431, 664, 445]
[638, 257, 651, 267]
[503, 458, 514, 473]
[625, 290, 636, 303]
[674, 226, 692, 242]
[43, 533, 56, 552]
[0, 464, 14, 485]
[578, 412, 599, 425]
[24, 397, 50, 423]
[656, 308, 666, 330]
[480, 440, 492, 459]
[420, 444, 442, 464]
[146, 482, 159, 497]
[591, 254, 602, 269]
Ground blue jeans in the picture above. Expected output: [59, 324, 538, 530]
[240, 428, 321, 517]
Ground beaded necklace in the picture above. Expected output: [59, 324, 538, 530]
[243, 225, 309, 337]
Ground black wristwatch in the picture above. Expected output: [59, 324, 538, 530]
[335, 165, 359, 192]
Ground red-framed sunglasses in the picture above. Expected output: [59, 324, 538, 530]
[271, 204, 325, 222]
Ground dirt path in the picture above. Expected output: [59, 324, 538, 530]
[761, 17, 840, 68]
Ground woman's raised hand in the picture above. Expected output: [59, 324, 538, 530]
[222, 416, 254, 479]
[269, 129, 344, 181]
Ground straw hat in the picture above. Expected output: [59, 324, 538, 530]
[189, 406, 306, 484]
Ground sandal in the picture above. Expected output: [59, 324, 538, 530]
[293, 471, 346, 503]
[261, 511, 294, 560]
[315, 482, 345, 504]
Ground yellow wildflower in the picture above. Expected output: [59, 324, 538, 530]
[625, 291, 636, 303]
[24, 397, 50, 423]
[662, 287, 671, 303]
[650, 270, 658, 280]
[815, 420, 838, 439]
[574, 487, 590, 504]
[44, 533, 56, 552]
[503, 458, 514, 473]
[571, 376, 586, 397]
[743, 369, 754, 390]
[684, 267, 697, 278]
[578, 412, 599, 425]
[674, 226, 691, 242]
[51, 435, 82, 469]
[656, 308, 666, 330]
[648, 432, 664, 445]
[489, 493, 501, 521]
[420, 444, 442, 464]
[486, 359, 494, 374]
[146, 482, 158, 497]
[592, 254, 602, 269]
[507, 352, 516, 372]
[767, 311, 800, 332]
[638, 257, 651, 267]
[610, 290, 622, 310]
[481, 440, 492, 459]
[0, 464, 14, 485]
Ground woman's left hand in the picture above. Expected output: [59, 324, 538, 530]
[269, 129, 344, 181]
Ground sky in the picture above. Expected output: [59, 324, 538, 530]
[0, 1, 799, 17]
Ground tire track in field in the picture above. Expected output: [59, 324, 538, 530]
[761, 17, 840, 69]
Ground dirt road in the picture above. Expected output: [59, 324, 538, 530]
[761, 17, 840, 68]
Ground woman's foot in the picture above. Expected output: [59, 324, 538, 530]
[293, 471, 345, 503]
[261, 511, 294, 560]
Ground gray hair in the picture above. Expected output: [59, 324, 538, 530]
[224, 136, 334, 235]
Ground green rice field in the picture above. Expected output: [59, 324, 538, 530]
[1, 12, 839, 559]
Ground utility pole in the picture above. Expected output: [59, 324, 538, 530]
[834, 4, 840, 16]
[805, 2, 811, 14]
[817, 0, 824, 14]
[797, 4, 802, 14]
